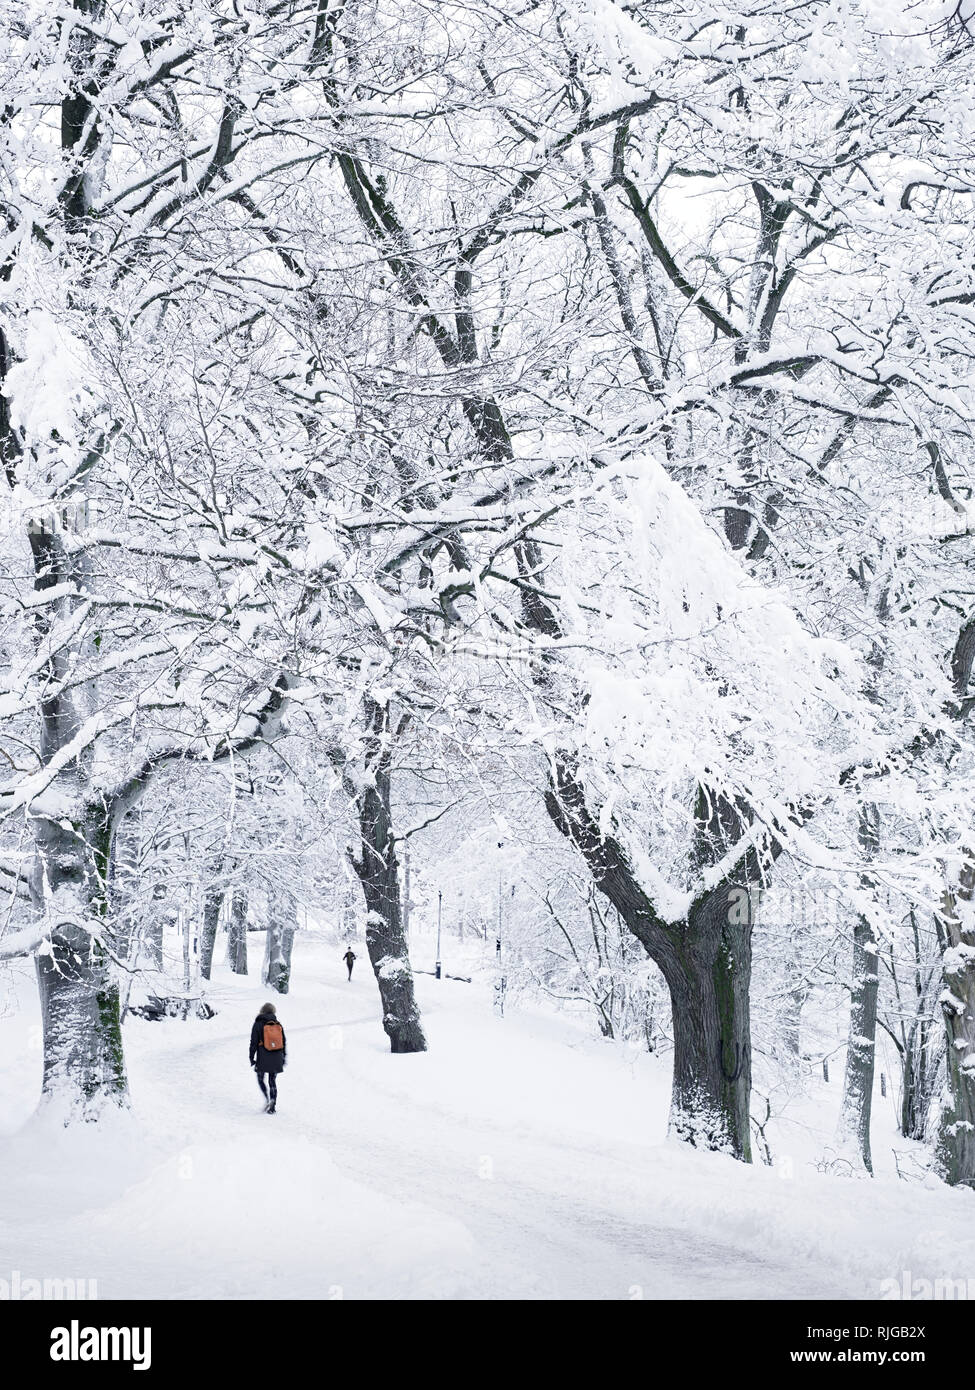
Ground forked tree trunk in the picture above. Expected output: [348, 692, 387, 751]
[338, 173, 748, 1107]
[544, 751, 756, 1159]
[936, 857, 975, 1187]
[351, 698, 426, 1054]
[337, 147, 779, 1156]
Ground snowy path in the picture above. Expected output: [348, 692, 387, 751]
[2, 937, 975, 1299]
[162, 985, 839, 1299]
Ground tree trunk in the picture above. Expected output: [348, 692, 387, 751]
[227, 889, 248, 975]
[936, 857, 975, 1187]
[837, 806, 881, 1174]
[199, 883, 224, 982]
[14, 25, 130, 1121]
[901, 1021, 941, 1142]
[837, 917, 880, 1173]
[351, 698, 426, 1053]
[30, 805, 127, 1119]
[109, 823, 138, 965]
[22, 526, 129, 1119]
[402, 844, 411, 945]
[22, 490, 128, 1117]
[781, 985, 807, 1059]
[664, 890, 753, 1158]
[896, 914, 942, 1141]
[778, 940, 809, 1060]
[144, 909, 164, 970]
[544, 752, 756, 1159]
[263, 891, 296, 994]
[181, 909, 191, 999]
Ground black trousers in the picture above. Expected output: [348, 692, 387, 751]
[256, 1071, 278, 1104]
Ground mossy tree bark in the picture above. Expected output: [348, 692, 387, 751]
[31, 805, 128, 1119]
[666, 888, 753, 1157]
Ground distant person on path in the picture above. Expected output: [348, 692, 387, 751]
[343, 948, 356, 981]
[249, 1001, 286, 1113]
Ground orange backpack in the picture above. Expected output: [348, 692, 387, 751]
[262, 1021, 284, 1051]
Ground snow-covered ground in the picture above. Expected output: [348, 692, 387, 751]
[1, 928, 974, 1300]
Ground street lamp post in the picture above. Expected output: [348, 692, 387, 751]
[435, 889, 442, 980]
[495, 842, 506, 1017]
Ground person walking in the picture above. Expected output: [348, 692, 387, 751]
[343, 948, 356, 981]
[249, 1001, 286, 1113]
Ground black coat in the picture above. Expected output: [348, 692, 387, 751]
[250, 1014, 287, 1074]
